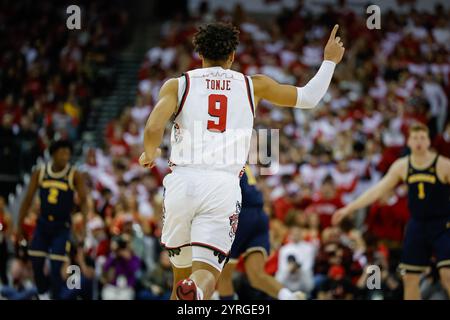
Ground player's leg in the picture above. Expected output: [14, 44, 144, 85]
[217, 260, 237, 299]
[399, 219, 429, 300]
[189, 259, 221, 300]
[402, 273, 422, 300]
[176, 173, 241, 300]
[28, 227, 51, 298]
[48, 227, 71, 299]
[438, 267, 450, 298]
[160, 171, 197, 299]
[434, 219, 450, 297]
[171, 265, 191, 300]
[244, 251, 280, 298]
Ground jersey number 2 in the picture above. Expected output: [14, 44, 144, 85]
[48, 188, 59, 204]
[207, 94, 227, 132]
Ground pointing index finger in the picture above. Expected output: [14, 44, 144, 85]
[328, 24, 339, 42]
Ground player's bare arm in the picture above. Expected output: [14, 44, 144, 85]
[332, 157, 408, 225]
[252, 25, 344, 108]
[74, 170, 88, 219]
[140, 78, 178, 168]
[437, 156, 450, 184]
[16, 168, 40, 238]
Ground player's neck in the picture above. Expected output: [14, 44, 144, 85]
[51, 162, 66, 173]
[202, 61, 228, 69]
[411, 150, 433, 165]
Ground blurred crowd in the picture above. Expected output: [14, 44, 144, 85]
[1, 0, 450, 300]
[0, 0, 130, 198]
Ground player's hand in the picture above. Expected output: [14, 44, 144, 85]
[324, 24, 345, 64]
[332, 206, 352, 226]
[13, 226, 25, 243]
[139, 148, 162, 169]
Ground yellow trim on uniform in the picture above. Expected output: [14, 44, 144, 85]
[28, 250, 48, 257]
[242, 247, 268, 260]
[407, 174, 436, 184]
[398, 263, 428, 272]
[47, 162, 70, 179]
[227, 258, 239, 264]
[49, 254, 69, 262]
[41, 180, 69, 191]
[245, 165, 257, 185]
[437, 260, 450, 268]
[65, 241, 71, 254]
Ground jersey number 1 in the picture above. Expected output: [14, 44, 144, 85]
[418, 182, 425, 199]
[207, 94, 227, 132]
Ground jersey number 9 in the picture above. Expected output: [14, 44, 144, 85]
[207, 94, 228, 133]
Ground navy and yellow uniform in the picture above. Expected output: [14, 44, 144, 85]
[28, 162, 76, 298]
[229, 166, 270, 261]
[400, 154, 450, 272]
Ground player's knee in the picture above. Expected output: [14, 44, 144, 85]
[439, 268, 450, 289]
[246, 265, 266, 288]
[402, 273, 421, 287]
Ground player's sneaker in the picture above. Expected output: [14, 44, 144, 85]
[292, 291, 306, 300]
[37, 292, 51, 300]
[176, 279, 200, 300]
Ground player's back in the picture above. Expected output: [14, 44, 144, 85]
[169, 66, 255, 177]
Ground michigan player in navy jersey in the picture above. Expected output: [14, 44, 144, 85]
[333, 123, 450, 300]
[217, 166, 305, 300]
[16, 140, 87, 299]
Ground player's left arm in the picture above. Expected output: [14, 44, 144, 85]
[438, 156, 450, 184]
[140, 78, 178, 168]
[251, 25, 344, 108]
[73, 170, 88, 219]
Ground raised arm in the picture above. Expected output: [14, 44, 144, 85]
[251, 25, 345, 108]
[332, 157, 407, 225]
[139, 78, 178, 168]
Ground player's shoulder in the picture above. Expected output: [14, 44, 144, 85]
[389, 156, 408, 176]
[437, 154, 450, 168]
[159, 77, 179, 94]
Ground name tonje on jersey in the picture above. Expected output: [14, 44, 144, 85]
[205, 79, 231, 91]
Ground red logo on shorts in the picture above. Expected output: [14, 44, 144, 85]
[229, 213, 239, 239]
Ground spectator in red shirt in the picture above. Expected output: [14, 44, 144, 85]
[306, 175, 344, 229]
[366, 187, 409, 243]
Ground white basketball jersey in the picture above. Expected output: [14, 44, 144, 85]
[169, 66, 255, 176]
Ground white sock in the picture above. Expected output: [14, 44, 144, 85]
[196, 285, 204, 300]
[278, 288, 294, 300]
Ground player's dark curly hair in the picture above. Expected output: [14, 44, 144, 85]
[49, 139, 73, 155]
[192, 22, 240, 62]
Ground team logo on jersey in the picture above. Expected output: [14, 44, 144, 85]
[173, 123, 182, 143]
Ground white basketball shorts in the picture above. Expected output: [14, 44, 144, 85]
[161, 166, 242, 272]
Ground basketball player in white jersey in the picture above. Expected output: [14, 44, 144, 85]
[139, 23, 345, 300]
